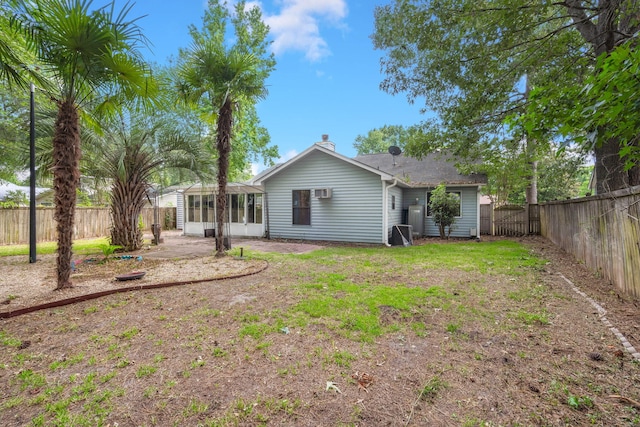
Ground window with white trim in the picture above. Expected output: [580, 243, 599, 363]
[292, 190, 311, 225]
[247, 193, 262, 224]
[187, 195, 201, 222]
[228, 194, 245, 223]
[202, 194, 215, 223]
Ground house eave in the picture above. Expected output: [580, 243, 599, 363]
[407, 181, 486, 188]
[180, 182, 265, 194]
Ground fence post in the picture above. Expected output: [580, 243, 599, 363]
[490, 202, 496, 236]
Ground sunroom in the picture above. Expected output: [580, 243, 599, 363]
[181, 183, 266, 238]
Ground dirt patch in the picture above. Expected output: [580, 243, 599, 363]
[0, 231, 322, 311]
[142, 231, 326, 259]
[1, 236, 639, 426]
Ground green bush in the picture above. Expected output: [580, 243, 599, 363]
[429, 183, 459, 239]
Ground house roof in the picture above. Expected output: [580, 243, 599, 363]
[250, 143, 398, 185]
[179, 182, 265, 195]
[354, 152, 487, 187]
[0, 179, 50, 201]
[251, 144, 486, 188]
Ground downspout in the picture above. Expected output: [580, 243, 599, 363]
[383, 179, 399, 246]
[476, 186, 481, 239]
[264, 192, 270, 239]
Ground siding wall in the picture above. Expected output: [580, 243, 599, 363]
[387, 185, 403, 237]
[264, 151, 384, 243]
[402, 187, 479, 238]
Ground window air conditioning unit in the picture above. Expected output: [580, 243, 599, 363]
[314, 188, 332, 198]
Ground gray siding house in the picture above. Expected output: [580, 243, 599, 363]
[355, 150, 487, 240]
[251, 139, 487, 244]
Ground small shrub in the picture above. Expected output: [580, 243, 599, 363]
[99, 243, 122, 259]
[429, 184, 460, 239]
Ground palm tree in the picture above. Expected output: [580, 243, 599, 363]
[0, 1, 49, 89]
[12, 0, 156, 289]
[0, 4, 28, 89]
[179, 42, 267, 256]
[89, 112, 212, 251]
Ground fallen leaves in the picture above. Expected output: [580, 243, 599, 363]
[325, 371, 375, 395]
[352, 371, 374, 393]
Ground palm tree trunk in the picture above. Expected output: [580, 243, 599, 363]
[215, 97, 233, 256]
[110, 178, 144, 251]
[53, 99, 81, 289]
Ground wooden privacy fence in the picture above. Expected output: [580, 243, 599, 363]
[0, 207, 176, 245]
[480, 204, 493, 235]
[541, 186, 640, 298]
[480, 204, 540, 236]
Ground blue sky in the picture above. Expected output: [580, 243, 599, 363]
[128, 0, 427, 171]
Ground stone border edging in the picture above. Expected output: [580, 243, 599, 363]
[558, 273, 640, 361]
[0, 260, 269, 319]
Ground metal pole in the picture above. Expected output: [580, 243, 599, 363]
[29, 83, 36, 263]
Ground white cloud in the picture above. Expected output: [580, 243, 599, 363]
[222, 0, 348, 61]
[263, 0, 348, 62]
[244, 1, 262, 10]
[278, 149, 299, 163]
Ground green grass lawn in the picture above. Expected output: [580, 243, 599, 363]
[0, 237, 111, 257]
[229, 240, 549, 344]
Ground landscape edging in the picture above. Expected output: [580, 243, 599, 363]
[0, 260, 268, 319]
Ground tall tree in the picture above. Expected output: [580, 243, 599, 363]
[372, 0, 640, 195]
[177, 0, 275, 256]
[476, 143, 587, 206]
[353, 125, 409, 155]
[523, 39, 640, 191]
[12, 0, 156, 289]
